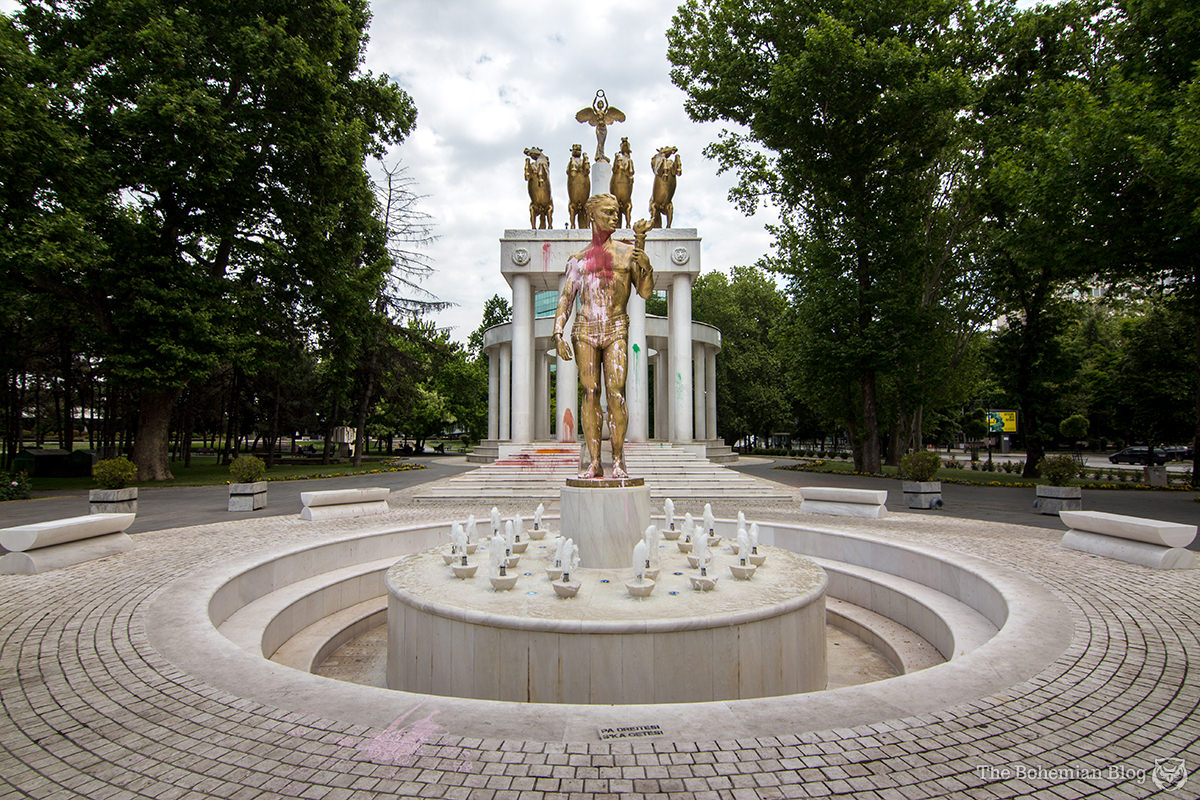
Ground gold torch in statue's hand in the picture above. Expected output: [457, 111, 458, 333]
[632, 218, 653, 285]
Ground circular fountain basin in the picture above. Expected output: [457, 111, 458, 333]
[385, 543, 827, 704]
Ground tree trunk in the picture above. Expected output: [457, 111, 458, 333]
[133, 386, 180, 481]
[182, 391, 193, 468]
[353, 363, 378, 468]
[222, 368, 241, 465]
[322, 400, 338, 465]
[33, 377, 43, 447]
[61, 346, 75, 452]
[1022, 405, 1044, 479]
[860, 371, 881, 473]
[265, 387, 280, 468]
[1192, 310, 1199, 489]
[885, 411, 904, 468]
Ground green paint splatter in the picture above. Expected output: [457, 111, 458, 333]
[632, 343, 640, 353]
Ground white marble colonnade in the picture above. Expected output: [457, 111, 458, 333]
[483, 226, 721, 450]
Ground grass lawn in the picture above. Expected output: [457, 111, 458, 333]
[28, 455, 423, 492]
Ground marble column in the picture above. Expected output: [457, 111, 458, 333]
[535, 351, 550, 441]
[487, 350, 499, 440]
[693, 341, 706, 442]
[498, 342, 511, 441]
[669, 275, 693, 442]
[626, 292, 648, 442]
[555, 275, 578, 442]
[510, 274, 533, 442]
[706, 348, 718, 440]
[653, 351, 669, 440]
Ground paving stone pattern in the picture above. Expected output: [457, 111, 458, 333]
[1, 484, 1198, 799]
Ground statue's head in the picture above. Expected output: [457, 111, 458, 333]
[586, 193, 620, 232]
[656, 145, 678, 158]
[524, 146, 543, 160]
[620, 137, 631, 154]
[571, 143, 583, 156]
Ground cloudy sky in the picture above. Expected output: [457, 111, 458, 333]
[365, 0, 776, 341]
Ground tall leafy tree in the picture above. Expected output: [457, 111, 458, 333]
[976, 0, 1108, 476]
[669, 0, 983, 472]
[1080, 0, 1200, 483]
[691, 267, 791, 446]
[12, 0, 416, 479]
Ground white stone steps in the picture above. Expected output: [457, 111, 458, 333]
[217, 556, 394, 659]
[271, 596, 387, 672]
[417, 441, 790, 501]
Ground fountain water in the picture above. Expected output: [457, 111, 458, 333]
[530, 503, 546, 539]
[384, 502, 828, 703]
[553, 538, 581, 597]
[625, 539, 656, 597]
[677, 512, 695, 552]
[731, 528, 757, 580]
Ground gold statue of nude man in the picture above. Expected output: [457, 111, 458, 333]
[553, 194, 654, 480]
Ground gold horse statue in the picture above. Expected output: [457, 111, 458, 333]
[524, 146, 552, 229]
[649, 146, 682, 228]
[610, 137, 635, 228]
[566, 143, 591, 229]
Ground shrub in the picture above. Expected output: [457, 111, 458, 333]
[1059, 414, 1089, 443]
[94, 457, 137, 489]
[899, 451, 941, 482]
[1038, 455, 1079, 486]
[0, 470, 32, 501]
[230, 454, 266, 483]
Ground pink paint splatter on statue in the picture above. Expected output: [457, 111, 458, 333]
[583, 228, 614, 283]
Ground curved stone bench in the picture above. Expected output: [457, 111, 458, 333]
[299, 487, 389, 521]
[1060, 510, 1197, 569]
[0, 513, 135, 574]
[799, 487, 888, 518]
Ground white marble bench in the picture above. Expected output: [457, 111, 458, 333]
[299, 487, 390, 521]
[1060, 510, 1197, 570]
[799, 487, 888, 518]
[0, 513, 135, 574]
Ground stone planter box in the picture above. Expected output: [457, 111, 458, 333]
[1034, 485, 1081, 515]
[228, 482, 268, 512]
[1143, 466, 1168, 487]
[902, 481, 943, 510]
[89, 487, 138, 515]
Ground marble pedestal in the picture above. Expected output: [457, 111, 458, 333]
[561, 479, 650, 569]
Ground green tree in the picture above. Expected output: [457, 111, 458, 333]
[467, 294, 512, 360]
[976, 0, 1103, 476]
[1080, 0, 1200, 483]
[691, 268, 790, 446]
[12, 0, 416, 480]
[669, 0, 982, 472]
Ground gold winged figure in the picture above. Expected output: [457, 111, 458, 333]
[576, 89, 626, 163]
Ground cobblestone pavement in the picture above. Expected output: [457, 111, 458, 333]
[1, 482, 1198, 799]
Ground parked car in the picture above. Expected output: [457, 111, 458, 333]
[1108, 446, 1168, 465]
[1164, 445, 1194, 461]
